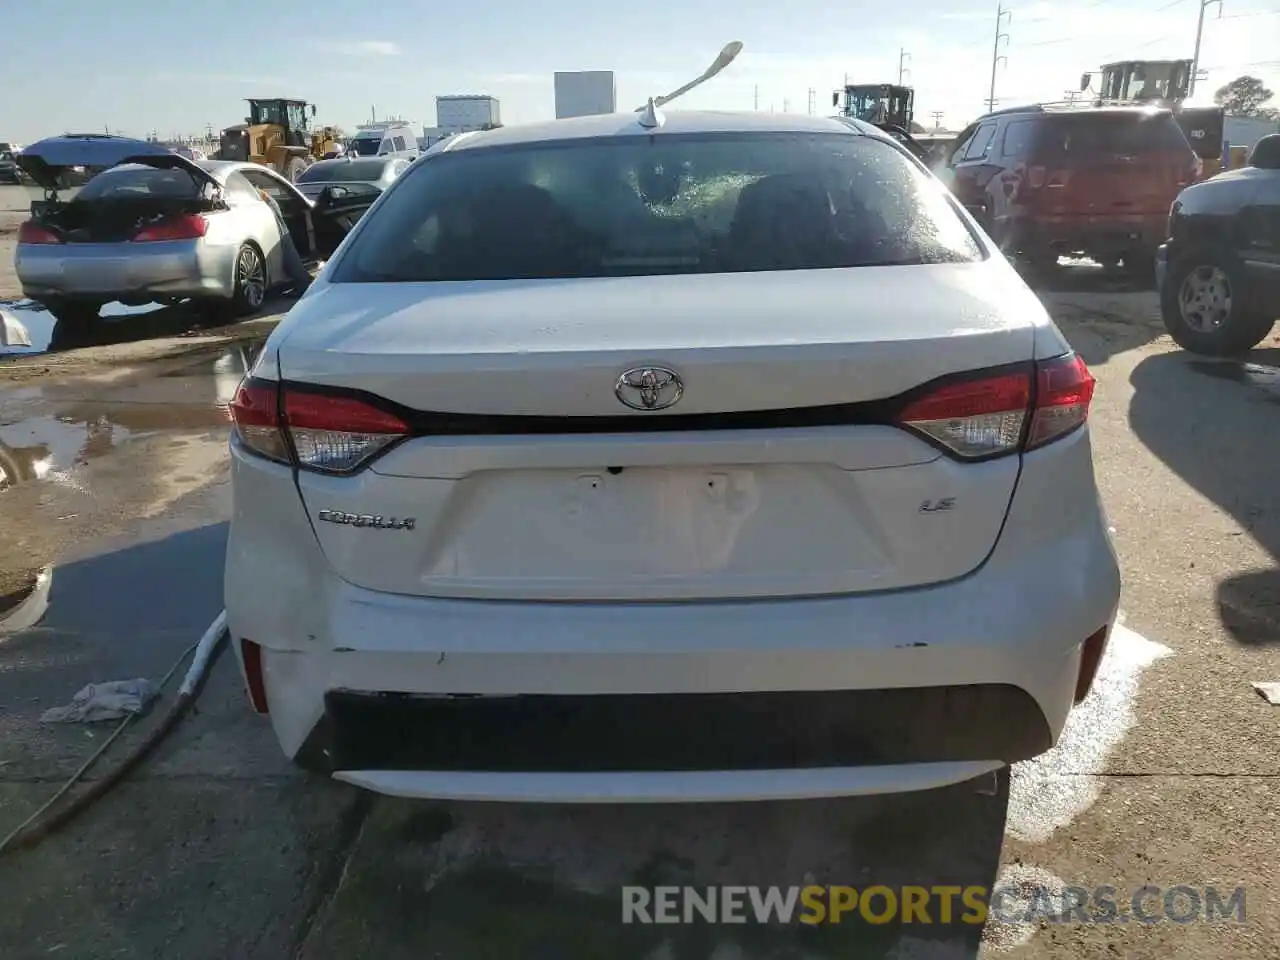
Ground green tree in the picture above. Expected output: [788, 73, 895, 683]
[1213, 75, 1277, 119]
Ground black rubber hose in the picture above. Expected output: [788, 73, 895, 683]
[0, 627, 229, 855]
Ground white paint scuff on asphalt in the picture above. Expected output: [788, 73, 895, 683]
[1006, 622, 1172, 843]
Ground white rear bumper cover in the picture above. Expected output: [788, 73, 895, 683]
[225, 427, 1120, 801]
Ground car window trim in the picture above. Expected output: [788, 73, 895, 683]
[960, 123, 998, 163]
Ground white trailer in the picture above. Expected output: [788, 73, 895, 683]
[554, 71, 617, 119]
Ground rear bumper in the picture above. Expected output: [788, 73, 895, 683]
[225, 427, 1121, 802]
[1000, 213, 1167, 257]
[16, 239, 236, 303]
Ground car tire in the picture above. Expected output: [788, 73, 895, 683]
[1161, 253, 1276, 356]
[283, 157, 307, 182]
[230, 243, 269, 316]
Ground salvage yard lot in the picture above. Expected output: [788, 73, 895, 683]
[1, 179, 1279, 958]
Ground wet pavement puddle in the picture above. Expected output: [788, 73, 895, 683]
[0, 299, 167, 355]
[0, 338, 264, 495]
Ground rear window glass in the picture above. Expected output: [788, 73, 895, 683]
[332, 132, 983, 283]
[350, 138, 381, 157]
[297, 159, 388, 183]
[76, 165, 202, 200]
[1035, 113, 1191, 158]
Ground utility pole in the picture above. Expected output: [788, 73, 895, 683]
[898, 48, 912, 85]
[754, 85, 759, 110]
[987, 2, 1012, 113]
[1189, 0, 1224, 96]
[930, 110, 945, 130]
[783, 98, 791, 113]
[808, 88, 816, 115]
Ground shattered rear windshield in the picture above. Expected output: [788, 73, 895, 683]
[1036, 113, 1191, 157]
[75, 165, 202, 201]
[332, 131, 983, 283]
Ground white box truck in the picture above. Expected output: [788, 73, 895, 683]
[554, 71, 617, 119]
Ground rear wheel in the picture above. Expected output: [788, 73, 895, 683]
[1161, 253, 1276, 356]
[231, 243, 268, 316]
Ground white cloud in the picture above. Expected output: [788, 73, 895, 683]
[315, 39, 401, 57]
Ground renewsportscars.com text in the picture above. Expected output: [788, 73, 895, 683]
[621, 885, 1246, 925]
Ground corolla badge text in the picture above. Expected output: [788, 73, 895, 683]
[317, 510, 416, 531]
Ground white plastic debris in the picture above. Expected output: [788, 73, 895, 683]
[0, 309, 32, 347]
[1251, 682, 1280, 705]
[40, 679, 160, 724]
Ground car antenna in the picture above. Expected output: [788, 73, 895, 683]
[636, 40, 744, 129]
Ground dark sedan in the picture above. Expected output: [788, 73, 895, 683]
[1156, 133, 1280, 355]
[293, 156, 410, 201]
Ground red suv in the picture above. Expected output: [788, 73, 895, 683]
[939, 105, 1201, 280]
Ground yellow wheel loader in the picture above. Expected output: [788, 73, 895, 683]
[217, 98, 321, 181]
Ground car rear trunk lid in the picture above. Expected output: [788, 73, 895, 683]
[276, 265, 1041, 601]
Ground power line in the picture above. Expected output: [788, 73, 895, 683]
[987, 2, 1012, 113]
[1190, 0, 1225, 95]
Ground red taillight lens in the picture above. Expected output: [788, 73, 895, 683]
[18, 220, 62, 244]
[898, 369, 1032, 459]
[1074, 625, 1111, 703]
[229, 377, 410, 474]
[240, 639, 269, 714]
[1027, 352, 1094, 450]
[897, 352, 1094, 460]
[133, 214, 208, 242]
[229, 379, 291, 464]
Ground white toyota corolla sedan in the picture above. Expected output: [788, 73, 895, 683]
[225, 109, 1121, 803]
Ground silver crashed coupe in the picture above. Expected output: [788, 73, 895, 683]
[13, 135, 368, 333]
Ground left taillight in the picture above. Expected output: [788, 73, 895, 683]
[229, 379, 291, 464]
[18, 220, 62, 244]
[133, 214, 208, 242]
[896, 352, 1095, 460]
[897, 368, 1031, 460]
[229, 377, 410, 475]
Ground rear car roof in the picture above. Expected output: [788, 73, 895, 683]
[976, 104, 1176, 123]
[440, 110, 876, 153]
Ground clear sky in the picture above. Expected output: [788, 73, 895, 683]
[2, 0, 1277, 143]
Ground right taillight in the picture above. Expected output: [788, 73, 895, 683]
[897, 352, 1094, 460]
[1027, 352, 1095, 450]
[18, 220, 62, 244]
[229, 377, 410, 474]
